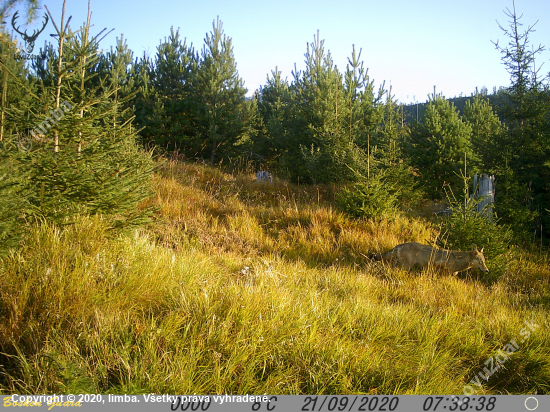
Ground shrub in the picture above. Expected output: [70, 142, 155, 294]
[436, 178, 514, 275]
[336, 172, 399, 220]
[382, 163, 425, 210]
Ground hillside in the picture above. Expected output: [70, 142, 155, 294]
[401, 92, 504, 123]
[0, 160, 549, 394]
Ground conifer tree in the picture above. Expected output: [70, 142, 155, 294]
[491, 3, 550, 236]
[193, 17, 247, 164]
[253, 67, 291, 168]
[30, 42, 60, 89]
[462, 92, 504, 173]
[102, 35, 139, 127]
[375, 88, 423, 206]
[343, 45, 366, 146]
[372, 86, 403, 168]
[0, 33, 37, 253]
[344, 46, 385, 161]
[290, 31, 343, 182]
[0, 31, 34, 141]
[1, 0, 154, 244]
[342, 46, 382, 179]
[285, 34, 373, 183]
[132, 51, 162, 147]
[493, 4, 549, 180]
[144, 28, 197, 152]
[406, 93, 477, 198]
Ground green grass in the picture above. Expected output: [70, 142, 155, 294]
[0, 159, 549, 395]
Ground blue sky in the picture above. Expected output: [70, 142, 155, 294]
[9, 0, 550, 103]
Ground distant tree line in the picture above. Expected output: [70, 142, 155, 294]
[1, 2, 549, 249]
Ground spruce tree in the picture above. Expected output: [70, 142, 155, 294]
[462, 92, 504, 173]
[0, 31, 35, 142]
[144, 27, 197, 152]
[491, 3, 550, 236]
[344, 46, 385, 163]
[0, 32, 36, 253]
[102, 34, 139, 127]
[193, 17, 248, 164]
[285, 34, 370, 183]
[132, 51, 162, 147]
[406, 93, 477, 198]
[2, 0, 154, 242]
[253, 67, 291, 168]
[376, 86, 402, 167]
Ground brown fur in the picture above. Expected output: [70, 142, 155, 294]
[372, 242, 489, 275]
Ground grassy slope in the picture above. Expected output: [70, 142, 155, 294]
[0, 160, 549, 395]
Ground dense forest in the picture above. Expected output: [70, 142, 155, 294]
[0, 1, 549, 396]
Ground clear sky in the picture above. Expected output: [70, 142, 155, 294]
[9, 0, 550, 104]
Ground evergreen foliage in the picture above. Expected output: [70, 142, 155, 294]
[0, 145, 29, 253]
[0, 0, 40, 22]
[436, 174, 514, 276]
[2, 1, 550, 396]
[102, 35, 139, 126]
[491, 4, 550, 239]
[0, 2, 154, 255]
[0, 34, 36, 252]
[462, 92, 505, 173]
[271, 35, 384, 184]
[132, 51, 162, 147]
[193, 17, 248, 164]
[141, 28, 197, 151]
[253, 67, 291, 169]
[2, 0, 550, 250]
[376, 88, 404, 166]
[375, 89, 424, 208]
[336, 172, 399, 220]
[405, 94, 477, 199]
[0, 33, 35, 141]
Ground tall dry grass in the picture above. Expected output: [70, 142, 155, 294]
[0, 159, 548, 394]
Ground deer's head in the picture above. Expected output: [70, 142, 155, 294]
[11, 11, 49, 54]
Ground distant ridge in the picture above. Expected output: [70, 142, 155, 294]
[400, 87, 507, 123]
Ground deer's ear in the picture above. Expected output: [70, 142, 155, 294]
[480, 247, 484, 253]
[472, 245, 478, 252]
